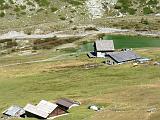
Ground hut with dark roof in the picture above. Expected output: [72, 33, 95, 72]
[56, 98, 80, 110]
[106, 51, 141, 64]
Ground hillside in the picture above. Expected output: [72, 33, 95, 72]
[115, 0, 160, 15]
[0, 0, 85, 17]
[0, 0, 159, 18]
[0, 1, 160, 120]
[0, 0, 159, 34]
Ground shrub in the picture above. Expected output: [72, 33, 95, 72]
[60, 48, 77, 53]
[0, 11, 5, 17]
[147, 0, 158, 5]
[14, 6, 21, 12]
[27, 1, 34, 6]
[85, 27, 98, 31]
[141, 18, 149, 25]
[20, 5, 26, 10]
[128, 8, 137, 15]
[114, 4, 121, 9]
[6, 41, 17, 48]
[20, 12, 26, 15]
[0, 4, 10, 10]
[143, 7, 153, 14]
[59, 16, 66, 20]
[50, 6, 58, 12]
[0, 0, 5, 5]
[67, 0, 83, 6]
[35, 0, 50, 6]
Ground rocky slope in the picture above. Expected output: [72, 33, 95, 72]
[0, 0, 159, 19]
[85, 0, 118, 18]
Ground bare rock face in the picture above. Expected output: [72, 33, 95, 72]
[85, 0, 118, 19]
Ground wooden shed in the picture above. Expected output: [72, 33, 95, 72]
[56, 98, 80, 111]
[3, 105, 25, 117]
[24, 100, 67, 119]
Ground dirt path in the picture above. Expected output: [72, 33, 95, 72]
[0, 53, 76, 68]
[0, 27, 128, 40]
[0, 26, 159, 41]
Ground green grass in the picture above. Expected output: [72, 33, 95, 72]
[80, 43, 94, 52]
[0, 47, 160, 120]
[116, 0, 159, 15]
[80, 35, 160, 52]
[104, 35, 160, 48]
[1, 63, 160, 119]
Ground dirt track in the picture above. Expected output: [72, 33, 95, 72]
[0, 27, 128, 40]
[0, 26, 159, 41]
[0, 53, 76, 68]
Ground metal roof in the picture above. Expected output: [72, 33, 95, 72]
[24, 100, 58, 119]
[107, 51, 141, 63]
[95, 40, 115, 52]
[3, 105, 25, 117]
[56, 98, 78, 109]
[24, 104, 48, 118]
[37, 100, 58, 114]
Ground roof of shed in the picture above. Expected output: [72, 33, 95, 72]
[37, 100, 58, 114]
[107, 51, 141, 63]
[95, 40, 115, 51]
[56, 98, 78, 108]
[3, 105, 25, 117]
[24, 104, 48, 118]
[24, 100, 58, 119]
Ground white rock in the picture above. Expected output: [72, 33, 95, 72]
[85, 0, 118, 19]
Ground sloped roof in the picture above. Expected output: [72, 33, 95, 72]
[3, 105, 25, 117]
[37, 100, 58, 114]
[107, 51, 141, 63]
[24, 100, 58, 119]
[24, 104, 48, 118]
[95, 40, 115, 51]
[56, 98, 78, 109]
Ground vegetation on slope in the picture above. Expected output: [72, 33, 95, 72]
[115, 0, 160, 15]
[0, 0, 159, 18]
[0, 0, 86, 18]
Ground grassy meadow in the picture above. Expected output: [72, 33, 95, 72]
[104, 35, 160, 48]
[0, 47, 160, 120]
